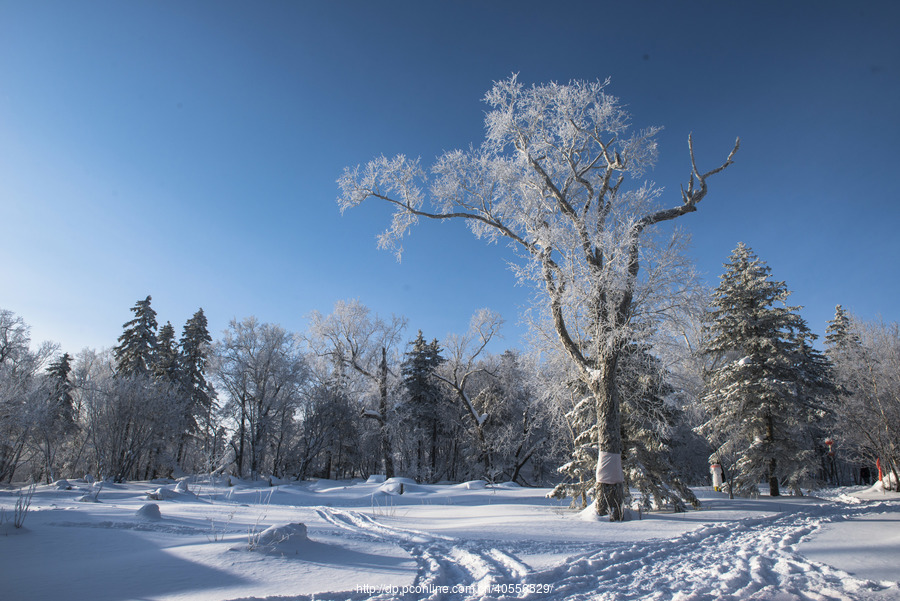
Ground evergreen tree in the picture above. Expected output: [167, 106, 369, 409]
[46, 352, 76, 429]
[552, 345, 699, 511]
[617, 345, 699, 511]
[178, 308, 215, 450]
[155, 322, 180, 384]
[32, 351, 78, 482]
[700, 243, 826, 496]
[113, 296, 158, 376]
[825, 305, 861, 353]
[551, 380, 601, 509]
[400, 331, 446, 481]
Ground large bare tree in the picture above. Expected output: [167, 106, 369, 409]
[338, 75, 738, 519]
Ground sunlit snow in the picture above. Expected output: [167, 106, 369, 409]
[1, 478, 898, 600]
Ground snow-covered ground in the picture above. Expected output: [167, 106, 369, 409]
[1, 477, 898, 600]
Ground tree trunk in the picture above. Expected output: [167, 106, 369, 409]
[237, 401, 246, 477]
[379, 347, 395, 478]
[430, 420, 438, 481]
[766, 413, 780, 496]
[592, 355, 626, 520]
[769, 457, 780, 496]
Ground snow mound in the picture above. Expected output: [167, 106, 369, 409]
[248, 523, 312, 556]
[147, 487, 178, 501]
[366, 474, 386, 484]
[136, 503, 162, 521]
[578, 505, 604, 522]
[383, 477, 416, 485]
[869, 473, 899, 493]
[53, 479, 72, 490]
[377, 481, 405, 495]
[147, 482, 199, 502]
[377, 478, 430, 495]
[452, 480, 487, 490]
[837, 493, 862, 504]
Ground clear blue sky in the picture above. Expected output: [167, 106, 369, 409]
[2, 1, 898, 355]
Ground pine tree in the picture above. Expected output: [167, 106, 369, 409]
[36, 352, 77, 482]
[552, 345, 699, 511]
[617, 345, 699, 511]
[700, 243, 826, 496]
[825, 305, 861, 353]
[400, 331, 446, 481]
[46, 352, 76, 429]
[551, 379, 600, 509]
[113, 296, 158, 376]
[155, 322, 180, 384]
[178, 309, 215, 457]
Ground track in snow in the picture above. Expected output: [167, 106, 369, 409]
[528, 501, 900, 601]
[315, 506, 530, 600]
[229, 500, 900, 601]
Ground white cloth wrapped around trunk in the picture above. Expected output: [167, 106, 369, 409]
[596, 451, 625, 484]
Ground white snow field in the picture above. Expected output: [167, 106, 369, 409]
[1, 477, 898, 601]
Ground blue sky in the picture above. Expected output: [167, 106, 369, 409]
[1, 1, 898, 355]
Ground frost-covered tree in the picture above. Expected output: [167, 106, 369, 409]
[480, 349, 567, 485]
[825, 312, 900, 489]
[617, 345, 699, 510]
[81, 355, 177, 482]
[283, 349, 368, 480]
[215, 317, 307, 478]
[30, 352, 77, 482]
[650, 289, 720, 486]
[825, 305, 860, 351]
[700, 244, 828, 496]
[0, 310, 56, 482]
[551, 343, 698, 511]
[339, 76, 738, 518]
[432, 309, 503, 476]
[113, 296, 158, 377]
[307, 300, 407, 478]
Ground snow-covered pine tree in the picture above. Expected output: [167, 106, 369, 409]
[550, 379, 598, 509]
[785, 318, 834, 487]
[617, 344, 699, 511]
[700, 243, 825, 496]
[825, 305, 861, 353]
[113, 296, 159, 376]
